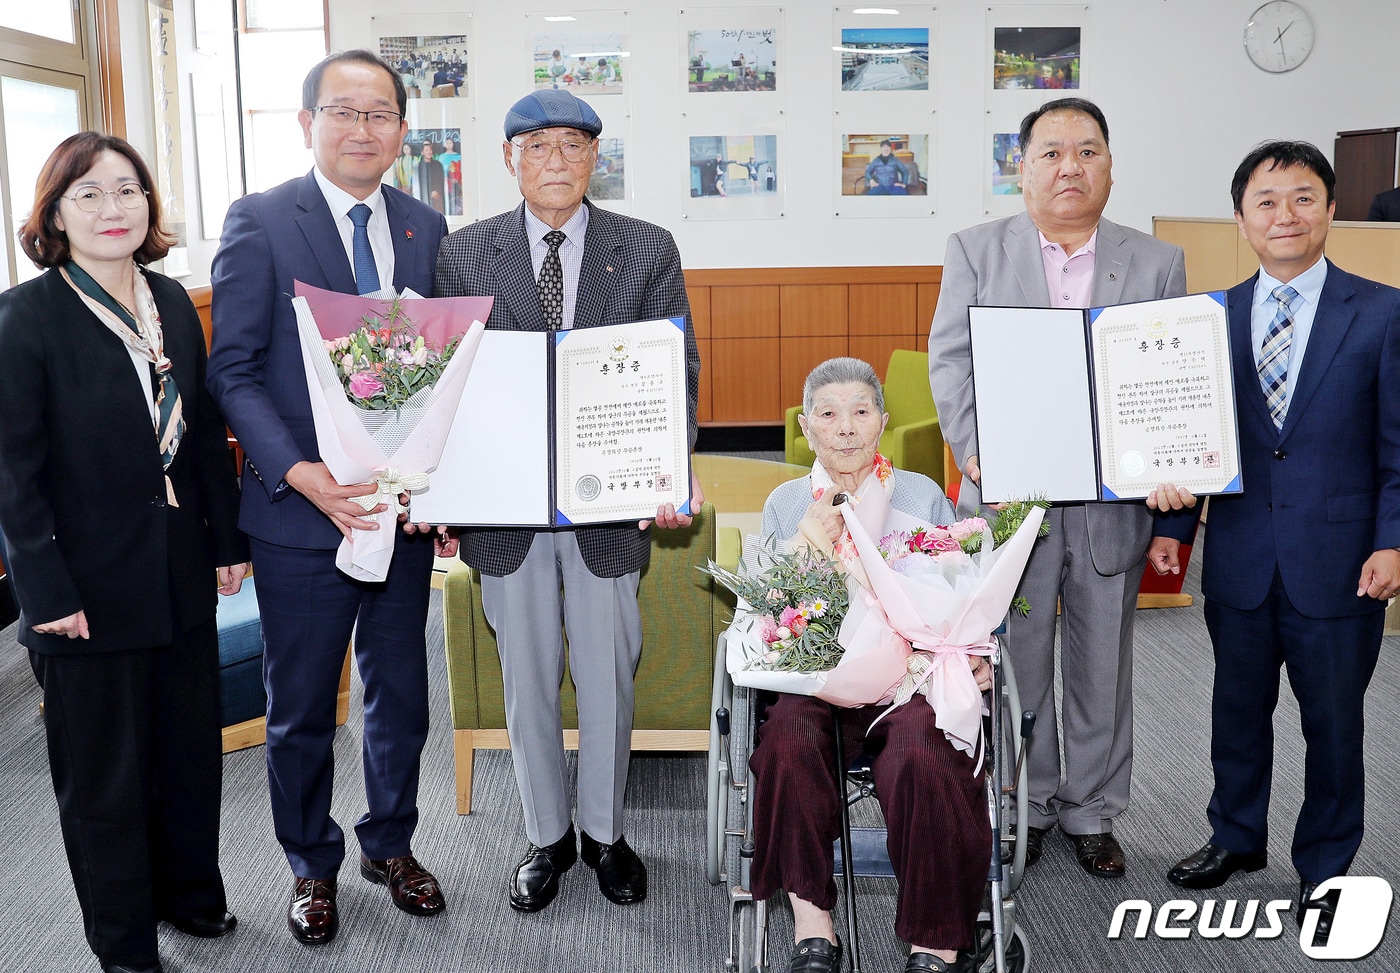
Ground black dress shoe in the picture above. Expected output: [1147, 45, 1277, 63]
[1023, 825, 1049, 867]
[510, 826, 577, 913]
[161, 909, 238, 938]
[906, 950, 968, 971]
[580, 831, 647, 905]
[287, 877, 338, 945]
[787, 936, 842, 972]
[360, 854, 446, 916]
[101, 964, 164, 973]
[1167, 842, 1267, 890]
[1297, 881, 1339, 945]
[1066, 831, 1125, 877]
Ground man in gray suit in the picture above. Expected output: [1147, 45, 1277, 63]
[434, 89, 701, 913]
[928, 98, 1186, 878]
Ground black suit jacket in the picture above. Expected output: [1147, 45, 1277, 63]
[0, 267, 247, 654]
[1368, 186, 1400, 222]
[434, 200, 699, 578]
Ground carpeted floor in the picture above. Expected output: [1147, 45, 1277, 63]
[1, 527, 1397, 972]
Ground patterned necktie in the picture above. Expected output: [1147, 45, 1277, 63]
[349, 203, 381, 295]
[1257, 284, 1299, 429]
[538, 229, 567, 330]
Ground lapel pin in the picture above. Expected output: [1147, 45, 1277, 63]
[1108, 272, 1116, 280]
[405, 229, 414, 239]
[607, 265, 614, 273]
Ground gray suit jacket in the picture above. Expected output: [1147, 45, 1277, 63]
[435, 199, 700, 578]
[928, 211, 1187, 575]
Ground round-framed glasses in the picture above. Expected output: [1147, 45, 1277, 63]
[312, 105, 404, 133]
[511, 137, 595, 165]
[61, 185, 149, 213]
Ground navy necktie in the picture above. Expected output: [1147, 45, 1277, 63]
[349, 203, 381, 295]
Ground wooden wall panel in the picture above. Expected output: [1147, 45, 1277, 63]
[916, 282, 939, 337]
[709, 338, 781, 422]
[850, 336, 919, 381]
[695, 338, 712, 423]
[687, 285, 711, 339]
[849, 283, 918, 336]
[190, 286, 213, 351]
[780, 284, 847, 336]
[779, 337, 848, 410]
[709, 285, 780, 339]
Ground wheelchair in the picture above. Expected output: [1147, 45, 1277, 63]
[706, 632, 1034, 973]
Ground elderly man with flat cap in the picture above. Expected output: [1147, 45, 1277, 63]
[435, 89, 701, 912]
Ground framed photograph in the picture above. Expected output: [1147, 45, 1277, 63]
[688, 135, 777, 199]
[991, 132, 1023, 195]
[389, 129, 466, 219]
[533, 32, 626, 95]
[838, 27, 929, 92]
[685, 28, 777, 92]
[840, 134, 928, 196]
[992, 27, 1080, 90]
[378, 35, 468, 99]
[588, 138, 626, 200]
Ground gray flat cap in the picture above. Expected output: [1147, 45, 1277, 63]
[504, 89, 603, 141]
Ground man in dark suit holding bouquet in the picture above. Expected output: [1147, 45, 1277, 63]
[1150, 141, 1400, 942]
[208, 50, 450, 946]
[434, 89, 701, 913]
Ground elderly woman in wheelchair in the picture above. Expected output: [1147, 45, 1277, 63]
[749, 358, 993, 973]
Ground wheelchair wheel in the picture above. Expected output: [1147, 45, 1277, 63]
[969, 918, 1030, 973]
[729, 899, 770, 973]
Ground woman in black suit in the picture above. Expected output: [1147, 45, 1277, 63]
[0, 132, 248, 973]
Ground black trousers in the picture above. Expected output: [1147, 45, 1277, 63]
[30, 619, 227, 967]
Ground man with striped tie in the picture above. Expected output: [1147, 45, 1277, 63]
[1149, 141, 1400, 944]
[208, 51, 450, 946]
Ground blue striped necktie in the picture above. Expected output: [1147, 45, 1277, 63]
[349, 202, 381, 295]
[1257, 284, 1299, 430]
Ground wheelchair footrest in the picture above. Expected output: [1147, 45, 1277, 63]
[832, 827, 896, 880]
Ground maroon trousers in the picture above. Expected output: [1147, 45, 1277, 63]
[749, 693, 990, 950]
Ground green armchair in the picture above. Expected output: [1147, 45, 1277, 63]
[784, 349, 947, 487]
[442, 502, 739, 814]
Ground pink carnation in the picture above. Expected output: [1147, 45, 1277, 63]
[947, 517, 988, 542]
[759, 616, 783, 644]
[348, 371, 385, 399]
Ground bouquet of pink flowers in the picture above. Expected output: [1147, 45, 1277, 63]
[717, 486, 1046, 767]
[292, 282, 493, 582]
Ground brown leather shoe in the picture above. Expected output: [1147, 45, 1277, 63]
[360, 854, 446, 916]
[1066, 831, 1125, 877]
[287, 877, 338, 945]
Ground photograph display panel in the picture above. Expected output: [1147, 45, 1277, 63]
[838, 27, 929, 92]
[373, 14, 475, 229]
[532, 30, 627, 95]
[686, 27, 777, 92]
[378, 34, 468, 98]
[983, 5, 1089, 214]
[679, 7, 785, 221]
[589, 138, 626, 200]
[840, 133, 929, 197]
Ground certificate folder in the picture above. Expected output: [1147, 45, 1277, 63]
[969, 292, 1241, 503]
[410, 316, 692, 526]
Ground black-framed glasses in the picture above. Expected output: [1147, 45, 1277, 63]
[312, 105, 404, 133]
[61, 185, 149, 213]
[511, 136, 596, 165]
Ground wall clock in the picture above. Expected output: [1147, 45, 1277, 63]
[1244, 1, 1315, 73]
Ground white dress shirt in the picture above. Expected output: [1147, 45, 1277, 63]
[312, 166, 395, 292]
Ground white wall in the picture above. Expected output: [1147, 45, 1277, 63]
[156, 0, 1400, 279]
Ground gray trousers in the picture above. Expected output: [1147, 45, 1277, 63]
[1005, 504, 1139, 835]
[480, 531, 642, 847]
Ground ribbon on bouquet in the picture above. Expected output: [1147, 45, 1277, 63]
[869, 638, 996, 775]
[350, 468, 430, 515]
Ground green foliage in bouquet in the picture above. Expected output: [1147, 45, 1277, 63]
[324, 297, 461, 411]
[704, 546, 851, 672]
[992, 496, 1051, 615]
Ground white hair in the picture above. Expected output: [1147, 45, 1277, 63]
[802, 357, 884, 415]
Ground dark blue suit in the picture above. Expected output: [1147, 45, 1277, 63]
[208, 171, 448, 878]
[1157, 261, 1400, 881]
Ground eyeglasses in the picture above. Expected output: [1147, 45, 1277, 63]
[511, 137, 595, 165]
[61, 185, 149, 213]
[312, 105, 404, 133]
